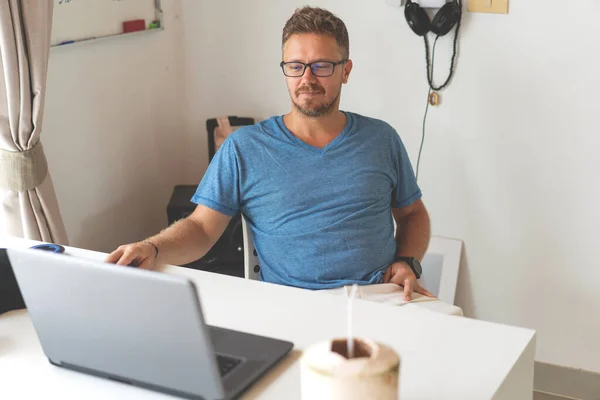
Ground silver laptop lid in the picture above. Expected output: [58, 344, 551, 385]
[7, 248, 224, 399]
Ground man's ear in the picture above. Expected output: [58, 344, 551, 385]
[342, 59, 353, 84]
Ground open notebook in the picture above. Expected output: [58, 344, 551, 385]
[322, 283, 463, 316]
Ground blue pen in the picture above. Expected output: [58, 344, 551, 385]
[59, 40, 75, 45]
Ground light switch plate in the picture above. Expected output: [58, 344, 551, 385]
[467, 0, 509, 14]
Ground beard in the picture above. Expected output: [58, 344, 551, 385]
[291, 84, 340, 118]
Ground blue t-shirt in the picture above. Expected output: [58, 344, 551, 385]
[191, 112, 421, 290]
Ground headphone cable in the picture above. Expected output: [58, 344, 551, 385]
[424, 0, 462, 91]
[416, 36, 440, 182]
[416, 1, 462, 181]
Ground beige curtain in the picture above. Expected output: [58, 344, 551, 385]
[0, 0, 68, 244]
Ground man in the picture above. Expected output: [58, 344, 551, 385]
[107, 6, 434, 302]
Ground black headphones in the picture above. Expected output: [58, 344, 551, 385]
[405, 0, 461, 37]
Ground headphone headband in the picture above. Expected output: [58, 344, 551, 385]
[404, 0, 461, 37]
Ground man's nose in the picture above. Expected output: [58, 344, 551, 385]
[301, 66, 318, 83]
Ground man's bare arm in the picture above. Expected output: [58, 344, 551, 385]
[382, 199, 433, 300]
[392, 199, 431, 261]
[106, 204, 232, 268]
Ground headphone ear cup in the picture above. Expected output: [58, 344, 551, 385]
[405, 2, 432, 36]
[430, 1, 461, 36]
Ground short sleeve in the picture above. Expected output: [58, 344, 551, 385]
[191, 137, 240, 216]
[390, 131, 422, 208]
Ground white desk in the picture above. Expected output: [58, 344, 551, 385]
[0, 237, 536, 399]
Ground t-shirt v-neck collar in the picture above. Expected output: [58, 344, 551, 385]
[276, 112, 353, 155]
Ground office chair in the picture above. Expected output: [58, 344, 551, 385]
[242, 215, 261, 281]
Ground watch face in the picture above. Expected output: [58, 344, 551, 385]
[413, 258, 423, 274]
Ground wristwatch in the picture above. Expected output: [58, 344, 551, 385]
[394, 256, 422, 279]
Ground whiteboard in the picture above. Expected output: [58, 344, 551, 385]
[51, 0, 161, 46]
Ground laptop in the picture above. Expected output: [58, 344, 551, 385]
[6, 247, 293, 400]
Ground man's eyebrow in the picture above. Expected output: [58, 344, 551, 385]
[284, 58, 335, 63]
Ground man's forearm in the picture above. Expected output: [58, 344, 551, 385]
[144, 218, 215, 266]
[394, 210, 431, 262]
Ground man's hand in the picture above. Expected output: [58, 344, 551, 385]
[105, 241, 157, 270]
[382, 262, 435, 301]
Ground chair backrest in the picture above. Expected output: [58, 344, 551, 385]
[419, 236, 462, 305]
[241, 216, 462, 305]
[206, 116, 255, 162]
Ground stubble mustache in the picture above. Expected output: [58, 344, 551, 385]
[296, 84, 325, 96]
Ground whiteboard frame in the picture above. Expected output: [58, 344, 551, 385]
[50, 0, 164, 48]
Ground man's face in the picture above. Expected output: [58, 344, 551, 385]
[282, 33, 352, 118]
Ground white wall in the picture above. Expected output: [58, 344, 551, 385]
[180, 0, 600, 372]
[42, 0, 188, 253]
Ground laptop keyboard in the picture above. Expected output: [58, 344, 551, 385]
[216, 354, 242, 377]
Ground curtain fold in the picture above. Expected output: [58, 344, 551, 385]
[0, 0, 68, 244]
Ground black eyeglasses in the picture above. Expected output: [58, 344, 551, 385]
[280, 60, 348, 77]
